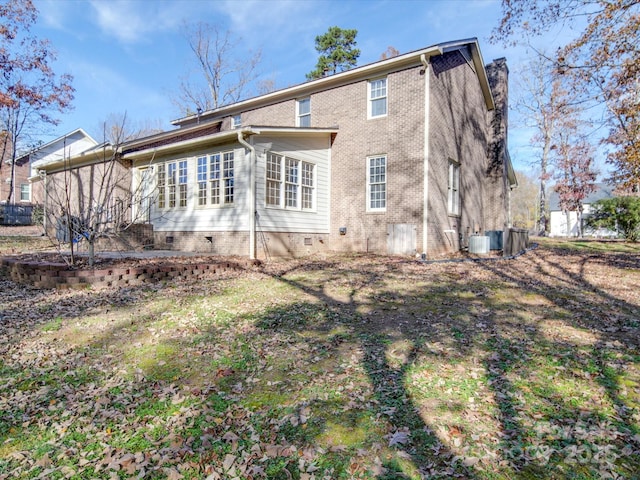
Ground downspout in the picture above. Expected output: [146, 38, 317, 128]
[237, 131, 256, 259]
[421, 50, 440, 257]
[40, 170, 47, 233]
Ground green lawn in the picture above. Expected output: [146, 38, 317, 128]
[0, 239, 639, 479]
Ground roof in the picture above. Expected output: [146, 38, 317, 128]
[548, 183, 616, 211]
[172, 37, 495, 128]
[19, 128, 97, 163]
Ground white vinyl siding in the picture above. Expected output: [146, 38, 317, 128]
[367, 155, 387, 211]
[255, 135, 330, 234]
[368, 78, 387, 118]
[448, 159, 460, 216]
[148, 145, 248, 233]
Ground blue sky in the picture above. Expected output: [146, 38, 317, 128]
[31, 0, 568, 173]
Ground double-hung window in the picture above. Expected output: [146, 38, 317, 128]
[448, 159, 460, 216]
[167, 162, 177, 208]
[266, 152, 314, 210]
[196, 151, 234, 206]
[297, 97, 311, 127]
[232, 114, 242, 129]
[197, 156, 208, 206]
[223, 152, 234, 204]
[368, 78, 387, 118]
[178, 160, 188, 207]
[157, 164, 166, 208]
[367, 155, 387, 211]
[20, 184, 30, 202]
[157, 160, 189, 209]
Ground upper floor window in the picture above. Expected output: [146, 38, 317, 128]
[448, 159, 460, 216]
[196, 151, 234, 207]
[297, 97, 311, 127]
[367, 155, 386, 211]
[266, 152, 314, 210]
[368, 78, 387, 118]
[20, 184, 30, 202]
[232, 114, 242, 129]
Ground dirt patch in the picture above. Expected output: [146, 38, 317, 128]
[0, 225, 44, 236]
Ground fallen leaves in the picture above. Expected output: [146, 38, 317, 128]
[1, 246, 639, 478]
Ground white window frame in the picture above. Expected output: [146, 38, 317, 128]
[448, 159, 460, 216]
[177, 160, 188, 208]
[195, 151, 234, 207]
[231, 114, 242, 129]
[367, 155, 387, 212]
[265, 152, 315, 211]
[20, 184, 30, 202]
[296, 97, 311, 127]
[368, 77, 387, 119]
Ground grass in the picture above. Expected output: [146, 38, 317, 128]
[0, 238, 639, 479]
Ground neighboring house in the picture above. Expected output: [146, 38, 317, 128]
[35, 38, 517, 259]
[0, 133, 30, 205]
[26, 128, 99, 205]
[549, 183, 617, 237]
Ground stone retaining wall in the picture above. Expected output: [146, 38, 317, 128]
[0, 257, 251, 289]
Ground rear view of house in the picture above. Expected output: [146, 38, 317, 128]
[35, 38, 516, 259]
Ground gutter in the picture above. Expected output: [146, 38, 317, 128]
[236, 131, 257, 260]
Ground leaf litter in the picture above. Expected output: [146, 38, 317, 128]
[0, 243, 639, 479]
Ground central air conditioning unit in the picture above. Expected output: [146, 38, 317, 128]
[468, 235, 490, 254]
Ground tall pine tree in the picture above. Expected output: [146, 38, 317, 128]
[306, 27, 360, 80]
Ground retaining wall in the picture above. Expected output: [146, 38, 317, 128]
[0, 257, 252, 290]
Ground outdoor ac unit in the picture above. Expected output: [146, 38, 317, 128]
[468, 235, 490, 254]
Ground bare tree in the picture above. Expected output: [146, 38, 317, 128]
[0, 0, 74, 203]
[173, 22, 262, 115]
[44, 115, 156, 266]
[380, 46, 400, 60]
[511, 169, 539, 230]
[514, 56, 565, 235]
[492, 0, 640, 189]
[553, 131, 598, 237]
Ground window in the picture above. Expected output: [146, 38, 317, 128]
[167, 162, 177, 208]
[223, 152, 234, 204]
[266, 153, 281, 206]
[368, 78, 387, 118]
[195, 151, 234, 206]
[157, 164, 166, 208]
[367, 155, 386, 211]
[297, 97, 310, 127]
[266, 152, 314, 210]
[197, 156, 208, 206]
[448, 160, 460, 215]
[20, 184, 30, 202]
[178, 160, 188, 207]
[232, 114, 242, 129]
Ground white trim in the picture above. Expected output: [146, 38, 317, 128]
[366, 154, 387, 212]
[296, 97, 311, 127]
[367, 77, 388, 119]
[422, 56, 431, 256]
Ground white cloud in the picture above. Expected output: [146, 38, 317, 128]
[88, 0, 188, 44]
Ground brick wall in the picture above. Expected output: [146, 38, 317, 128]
[152, 230, 330, 259]
[484, 58, 510, 231]
[0, 256, 252, 290]
[427, 51, 492, 257]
